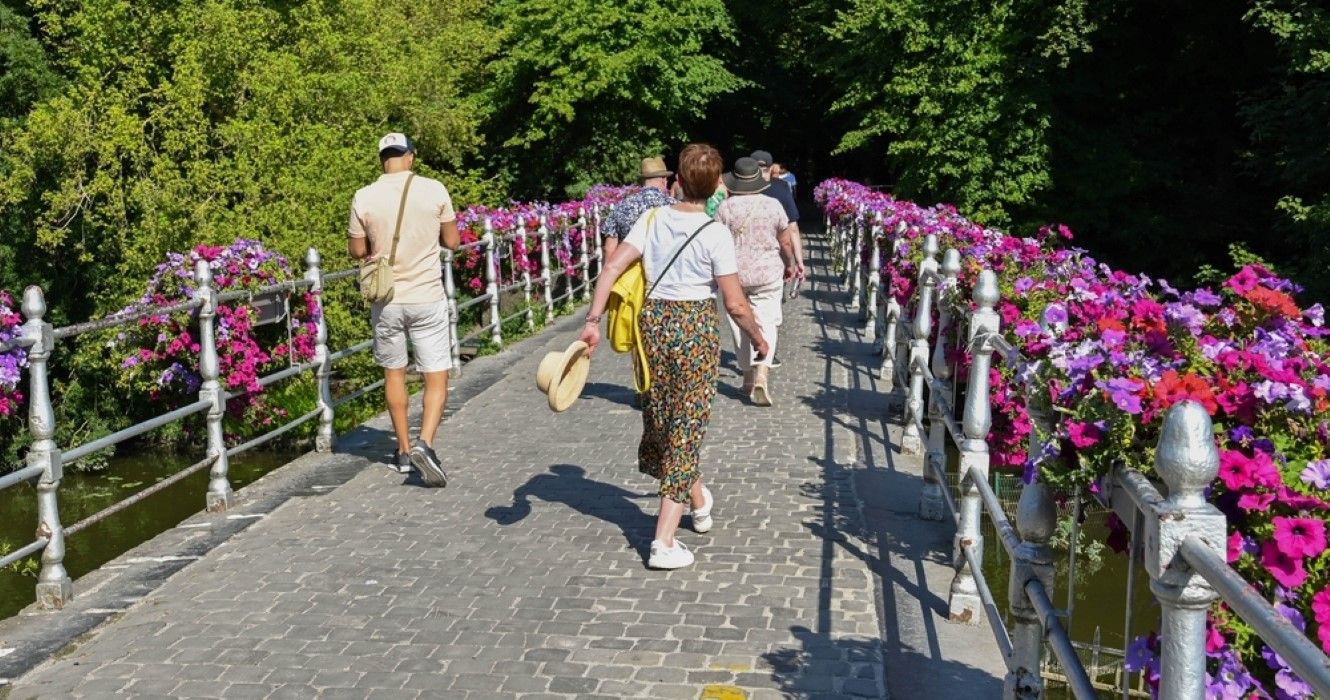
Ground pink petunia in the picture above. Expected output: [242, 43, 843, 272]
[1066, 421, 1102, 449]
[1313, 588, 1330, 654]
[1273, 517, 1327, 560]
[1262, 542, 1308, 589]
[1227, 531, 1245, 563]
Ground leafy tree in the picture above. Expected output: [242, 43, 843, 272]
[823, 0, 1097, 224]
[485, 0, 743, 197]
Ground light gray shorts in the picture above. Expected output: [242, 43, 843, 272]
[370, 300, 454, 373]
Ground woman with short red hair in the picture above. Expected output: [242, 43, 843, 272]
[579, 144, 769, 569]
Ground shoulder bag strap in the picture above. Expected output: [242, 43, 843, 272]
[385, 173, 416, 266]
[647, 212, 716, 297]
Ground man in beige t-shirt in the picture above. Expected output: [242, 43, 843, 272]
[348, 132, 461, 486]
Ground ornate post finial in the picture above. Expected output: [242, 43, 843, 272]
[1154, 400, 1220, 510]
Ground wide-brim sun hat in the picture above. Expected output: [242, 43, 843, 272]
[723, 156, 769, 195]
[535, 340, 591, 412]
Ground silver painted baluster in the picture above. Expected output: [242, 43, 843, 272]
[196, 261, 233, 512]
[848, 211, 863, 310]
[948, 269, 999, 624]
[1006, 481, 1057, 698]
[442, 248, 461, 375]
[902, 234, 938, 456]
[519, 216, 534, 332]
[921, 247, 960, 521]
[578, 208, 591, 300]
[539, 215, 555, 324]
[864, 219, 881, 337]
[23, 287, 73, 609]
[1150, 402, 1224, 700]
[483, 218, 502, 348]
[593, 205, 604, 278]
[305, 249, 334, 453]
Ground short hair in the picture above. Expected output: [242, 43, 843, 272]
[676, 143, 722, 202]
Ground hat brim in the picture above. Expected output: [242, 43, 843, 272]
[639, 170, 673, 180]
[379, 146, 412, 157]
[723, 172, 769, 194]
[535, 340, 590, 412]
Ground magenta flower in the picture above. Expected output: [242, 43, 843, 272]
[1262, 541, 1308, 589]
[1066, 421, 1102, 449]
[1273, 517, 1327, 560]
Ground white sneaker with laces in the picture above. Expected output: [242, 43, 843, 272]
[692, 486, 714, 534]
[648, 539, 695, 569]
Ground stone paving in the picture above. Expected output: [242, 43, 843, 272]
[3, 234, 1001, 699]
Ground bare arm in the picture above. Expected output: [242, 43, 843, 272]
[785, 223, 805, 277]
[602, 235, 619, 261]
[777, 227, 797, 279]
[717, 274, 769, 359]
[576, 241, 644, 356]
[440, 220, 461, 251]
[348, 236, 369, 260]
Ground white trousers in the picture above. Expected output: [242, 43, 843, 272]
[721, 280, 783, 370]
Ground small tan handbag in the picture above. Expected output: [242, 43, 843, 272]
[359, 173, 416, 303]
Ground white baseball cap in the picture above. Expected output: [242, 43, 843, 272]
[377, 132, 413, 156]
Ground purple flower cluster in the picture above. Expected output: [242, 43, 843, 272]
[0, 290, 26, 418]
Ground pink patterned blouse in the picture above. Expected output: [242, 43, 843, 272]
[716, 194, 789, 288]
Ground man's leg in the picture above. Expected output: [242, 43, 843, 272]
[384, 367, 412, 456]
[418, 371, 449, 448]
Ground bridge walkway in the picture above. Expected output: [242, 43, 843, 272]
[3, 234, 1002, 699]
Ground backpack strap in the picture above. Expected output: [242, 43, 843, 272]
[646, 210, 716, 297]
[384, 173, 415, 265]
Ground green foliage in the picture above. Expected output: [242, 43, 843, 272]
[486, 0, 743, 197]
[0, 3, 59, 119]
[824, 0, 1096, 224]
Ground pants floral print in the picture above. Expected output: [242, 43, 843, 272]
[638, 299, 720, 503]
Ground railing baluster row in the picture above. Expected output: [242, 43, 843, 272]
[826, 206, 1330, 699]
[2, 206, 605, 610]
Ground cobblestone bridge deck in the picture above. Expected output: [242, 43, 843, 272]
[0, 236, 1002, 699]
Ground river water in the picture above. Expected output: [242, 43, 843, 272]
[0, 450, 296, 620]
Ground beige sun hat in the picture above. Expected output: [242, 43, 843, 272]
[535, 340, 591, 412]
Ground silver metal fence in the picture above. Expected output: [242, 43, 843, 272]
[0, 209, 601, 610]
[828, 215, 1330, 699]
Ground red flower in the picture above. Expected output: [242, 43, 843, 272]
[1244, 286, 1301, 320]
[1151, 370, 1219, 415]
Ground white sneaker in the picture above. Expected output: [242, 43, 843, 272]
[648, 539, 695, 569]
[692, 486, 714, 534]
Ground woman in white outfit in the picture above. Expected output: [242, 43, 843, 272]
[716, 157, 796, 405]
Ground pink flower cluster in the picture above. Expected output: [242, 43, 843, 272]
[451, 187, 633, 300]
[817, 177, 1330, 696]
[0, 290, 26, 418]
[112, 240, 320, 423]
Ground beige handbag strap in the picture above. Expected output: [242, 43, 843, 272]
[384, 173, 415, 266]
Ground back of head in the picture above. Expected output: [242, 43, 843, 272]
[677, 143, 722, 202]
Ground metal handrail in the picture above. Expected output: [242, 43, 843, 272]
[832, 207, 1330, 700]
[0, 200, 607, 611]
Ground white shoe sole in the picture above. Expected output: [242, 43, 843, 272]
[648, 551, 695, 569]
[692, 487, 714, 534]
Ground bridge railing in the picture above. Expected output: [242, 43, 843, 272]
[0, 208, 602, 611]
[827, 216, 1330, 699]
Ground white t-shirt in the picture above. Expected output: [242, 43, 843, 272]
[621, 207, 738, 301]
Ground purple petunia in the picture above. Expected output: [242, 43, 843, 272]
[1098, 377, 1145, 414]
[1301, 460, 1330, 490]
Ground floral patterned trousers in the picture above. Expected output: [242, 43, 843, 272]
[638, 299, 720, 503]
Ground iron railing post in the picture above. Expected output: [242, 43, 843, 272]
[593, 205, 604, 277]
[442, 248, 461, 375]
[539, 215, 555, 324]
[1006, 482, 1057, 698]
[197, 260, 234, 512]
[949, 269, 999, 625]
[864, 219, 881, 338]
[1149, 402, 1224, 700]
[578, 208, 591, 300]
[924, 248, 960, 509]
[305, 249, 334, 453]
[903, 234, 938, 456]
[848, 208, 863, 310]
[23, 286, 72, 609]
[483, 218, 502, 348]
[519, 216, 535, 332]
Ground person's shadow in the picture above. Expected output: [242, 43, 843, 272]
[485, 464, 658, 561]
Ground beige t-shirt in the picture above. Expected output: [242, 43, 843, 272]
[347, 171, 456, 305]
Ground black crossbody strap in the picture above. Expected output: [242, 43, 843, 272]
[647, 213, 716, 297]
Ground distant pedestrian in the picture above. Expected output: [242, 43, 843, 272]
[602, 157, 677, 260]
[771, 162, 797, 196]
[717, 157, 797, 406]
[579, 143, 769, 570]
[750, 149, 805, 369]
[347, 132, 460, 486]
